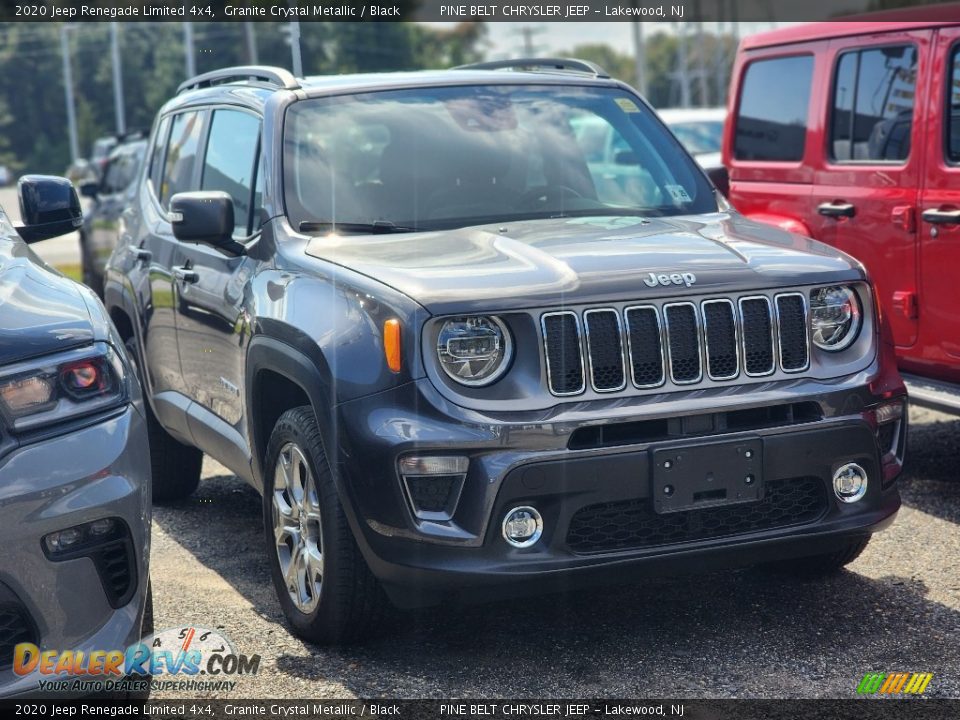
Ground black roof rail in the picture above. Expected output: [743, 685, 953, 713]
[453, 57, 610, 79]
[177, 65, 300, 95]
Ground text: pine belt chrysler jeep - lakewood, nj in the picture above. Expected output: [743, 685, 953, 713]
[104, 59, 907, 643]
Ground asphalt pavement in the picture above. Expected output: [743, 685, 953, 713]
[148, 407, 960, 700]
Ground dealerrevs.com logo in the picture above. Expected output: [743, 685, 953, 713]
[13, 627, 260, 694]
[857, 672, 934, 695]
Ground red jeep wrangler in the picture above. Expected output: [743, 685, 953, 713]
[723, 15, 960, 413]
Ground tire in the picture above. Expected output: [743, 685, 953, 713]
[760, 536, 871, 578]
[79, 232, 104, 299]
[263, 406, 393, 644]
[124, 337, 202, 503]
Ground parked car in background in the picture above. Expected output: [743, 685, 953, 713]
[80, 134, 148, 296]
[0, 166, 11, 187]
[107, 61, 905, 644]
[0, 176, 151, 697]
[90, 136, 119, 180]
[724, 16, 960, 414]
[659, 107, 727, 172]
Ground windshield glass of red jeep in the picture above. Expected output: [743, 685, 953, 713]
[283, 84, 717, 232]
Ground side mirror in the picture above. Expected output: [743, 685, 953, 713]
[706, 165, 730, 198]
[79, 180, 100, 199]
[169, 191, 241, 254]
[16, 175, 83, 243]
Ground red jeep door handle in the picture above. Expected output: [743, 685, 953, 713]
[817, 201, 856, 218]
[921, 208, 960, 225]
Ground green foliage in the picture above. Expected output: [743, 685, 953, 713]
[0, 21, 487, 175]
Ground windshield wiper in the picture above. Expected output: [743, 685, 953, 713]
[299, 220, 415, 235]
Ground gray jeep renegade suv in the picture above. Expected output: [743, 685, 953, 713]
[105, 60, 907, 644]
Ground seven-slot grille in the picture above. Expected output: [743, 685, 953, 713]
[541, 293, 810, 396]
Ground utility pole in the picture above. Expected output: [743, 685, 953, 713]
[512, 25, 546, 56]
[675, 22, 691, 108]
[631, 21, 646, 96]
[288, 21, 303, 76]
[183, 21, 196, 78]
[713, 19, 726, 106]
[244, 22, 258, 65]
[110, 23, 126, 134]
[695, 21, 709, 106]
[60, 25, 79, 163]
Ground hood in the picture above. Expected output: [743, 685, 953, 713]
[304, 213, 863, 315]
[0, 236, 94, 366]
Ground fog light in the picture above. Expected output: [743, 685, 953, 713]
[502, 506, 543, 548]
[833, 463, 868, 503]
[874, 400, 904, 425]
[45, 527, 82, 553]
[88, 518, 115, 536]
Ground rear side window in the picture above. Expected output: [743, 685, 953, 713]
[148, 116, 171, 196]
[948, 46, 960, 163]
[160, 111, 204, 208]
[201, 109, 261, 236]
[734, 55, 813, 162]
[830, 45, 917, 163]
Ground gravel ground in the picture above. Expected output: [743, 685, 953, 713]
[149, 406, 960, 699]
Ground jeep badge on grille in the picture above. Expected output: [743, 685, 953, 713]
[644, 272, 697, 288]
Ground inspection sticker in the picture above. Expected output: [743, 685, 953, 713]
[615, 97, 641, 113]
[665, 185, 693, 203]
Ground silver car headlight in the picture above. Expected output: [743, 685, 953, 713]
[436, 316, 512, 387]
[809, 285, 862, 352]
[0, 343, 126, 433]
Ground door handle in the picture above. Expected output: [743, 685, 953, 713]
[817, 201, 856, 218]
[173, 266, 199, 284]
[921, 208, 960, 225]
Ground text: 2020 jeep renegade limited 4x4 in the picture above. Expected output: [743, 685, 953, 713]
[105, 61, 907, 643]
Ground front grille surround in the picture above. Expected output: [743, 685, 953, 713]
[738, 295, 777, 377]
[583, 308, 627, 392]
[701, 298, 741, 381]
[540, 311, 586, 396]
[775, 292, 811, 373]
[663, 302, 704, 385]
[541, 289, 820, 398]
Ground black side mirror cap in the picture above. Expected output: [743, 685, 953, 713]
[16, 175, 83, 244]
[169, 191, 243, 255]
[706, 165, 729, 198]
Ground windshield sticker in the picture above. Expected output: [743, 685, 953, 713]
[665, 185, 692, 203]
[615, 98, 641, 113]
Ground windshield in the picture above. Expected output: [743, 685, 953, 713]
[667, 121, 724, 156]
[283, 84, 716, 232]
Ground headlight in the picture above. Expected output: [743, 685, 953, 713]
[436, 316, 512, 387]
[809, 285, 862, 352]
[0, 343, 126, 433]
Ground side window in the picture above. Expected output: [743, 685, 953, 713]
[734, 55, 813, 162]
[830, 45, 917, 163]
[148, 115, 171, 197]
[160, 111, 204, 208]
[200, 109, 261, 237]
[948, 46, 960, 163]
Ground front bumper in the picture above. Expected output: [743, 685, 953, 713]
[0, 405, 151, 698]
[333, 369, 905, 608]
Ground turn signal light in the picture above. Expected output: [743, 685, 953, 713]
[384, 319, 401, 373]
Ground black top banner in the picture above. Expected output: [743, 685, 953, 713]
[1, 0, 959, 23]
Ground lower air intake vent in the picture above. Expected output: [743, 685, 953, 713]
[566, 476, 827, 553]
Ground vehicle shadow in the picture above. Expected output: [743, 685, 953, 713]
[899, 410, 960, 525]
[152, 465, 960, 698]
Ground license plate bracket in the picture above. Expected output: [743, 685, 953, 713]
[652, 439, 763, 514]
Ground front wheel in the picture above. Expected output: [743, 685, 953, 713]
[263, 406, 393, 644]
